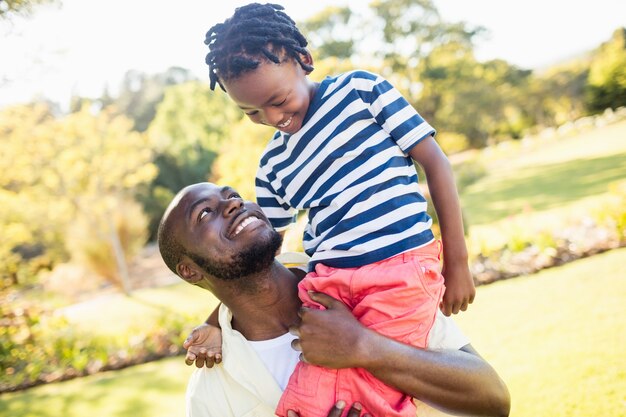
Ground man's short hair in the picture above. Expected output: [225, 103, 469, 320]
[157, 213, 184, 275]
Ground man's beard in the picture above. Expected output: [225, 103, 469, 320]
[187, 230, 283, 283]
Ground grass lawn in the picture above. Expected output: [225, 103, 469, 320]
[59, 281, 219, 335]
[455, 247, 626, 417]
[460, 120, 626, 249]
[2, 248, 625, 417]
[0, 357, 193, 417]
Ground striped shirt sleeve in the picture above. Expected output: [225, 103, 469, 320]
[356, 74, 435, 154]
[255, 165, 297, 232]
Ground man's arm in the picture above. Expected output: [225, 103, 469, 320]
[291, 292, 510, 417]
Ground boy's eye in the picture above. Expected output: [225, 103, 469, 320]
[228, 193, 241, 199]
[273, 98, 287, 107]
[245, 110, 258, 116]
[198, 207, 213, 221]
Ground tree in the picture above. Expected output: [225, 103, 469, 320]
[410, 39, 533, 147]
[211, 119, 274, 201]
[370, 0, 483, 76]
[0, 104, 63, 288]
[524, 62, 589, 128]
[299, 6, 356, 60]
[586, 27, 626, 112]
[0, 103, 156, 293]
[92, 66, 196, 132]
[0, 0, 53, 20]
[142, 81, 242, 237]
[55, 106, 156, 293]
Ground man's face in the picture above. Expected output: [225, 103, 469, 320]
[171, 183, 281, 283]
[222, 55, 315, 135]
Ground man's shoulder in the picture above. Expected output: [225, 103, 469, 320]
[186, 367, 277, 417]
[186, 366, 226, 402]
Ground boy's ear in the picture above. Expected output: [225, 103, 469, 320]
[301, 52, 314, 74]
[176, 257, 203, 284]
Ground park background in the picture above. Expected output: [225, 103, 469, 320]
[1, 0, 625, 416]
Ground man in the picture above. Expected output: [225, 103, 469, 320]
[158, 182, 510, 417]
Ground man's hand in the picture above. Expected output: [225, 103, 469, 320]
[287, 401, 371, 417]
[183, 323, 223, 368]
[289, 291, 371, 369]
[440, 260, 475, 316]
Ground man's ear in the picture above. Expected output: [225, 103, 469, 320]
[176, 257, 203, 284]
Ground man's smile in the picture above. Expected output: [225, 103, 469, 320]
[232, 216, 260, 237]
[227, 208, 267, 239]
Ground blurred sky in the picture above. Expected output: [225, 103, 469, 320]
[1, 0, 625, 109]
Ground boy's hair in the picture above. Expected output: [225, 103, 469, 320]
[204, 2, 314, 91]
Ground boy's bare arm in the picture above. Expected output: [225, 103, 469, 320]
[183, 305, 222, 368]
[408, 135, 475, 315]
[205, 304, 220, 326]
[183, 261, 306, 368]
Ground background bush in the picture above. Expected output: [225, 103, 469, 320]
[0, 301, 191, 393]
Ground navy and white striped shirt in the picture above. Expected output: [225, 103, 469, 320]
[256, 70, 435, 269]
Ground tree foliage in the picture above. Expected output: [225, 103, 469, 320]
[299, 6, 355, 60]
[370, 0, 482, 74]
[0, 103, 156, 291]
[141, 82, 242, 237]
[528, 63, 589, 127]
[586, 28, 626, 112]
[211, 120, 274, 201]
[94, 67, 196, 132]
[303, 2, 622, 147]
[0, 0, 53, 20]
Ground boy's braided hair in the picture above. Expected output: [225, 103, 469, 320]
[204, 2, 314, 91]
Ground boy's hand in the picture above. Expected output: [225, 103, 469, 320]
[440, 261, 476, 316]
[183, 323, 223, 368]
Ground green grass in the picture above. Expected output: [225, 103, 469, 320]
[2, 248, 625, 417]
[455, 247, 626, 417]
[0, 357, 193, 417]
[463, 152, 626, 225]
[460, 119, 626, 249]
[60, 281, 219, 335]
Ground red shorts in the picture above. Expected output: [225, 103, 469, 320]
[275, 240, 445, 417]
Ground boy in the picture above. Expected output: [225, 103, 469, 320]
[195, 3, 475, 416]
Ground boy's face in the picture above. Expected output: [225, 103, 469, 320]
[222, 54, 315, 135]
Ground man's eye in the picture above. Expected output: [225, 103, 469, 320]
[245, 110, 258, 116]
[228, 193, 241, 199]
[199, 208, 212, 221]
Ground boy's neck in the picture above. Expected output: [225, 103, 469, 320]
[308, 81, 320, 101]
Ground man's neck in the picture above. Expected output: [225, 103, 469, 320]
[223, 261, 301, 341]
